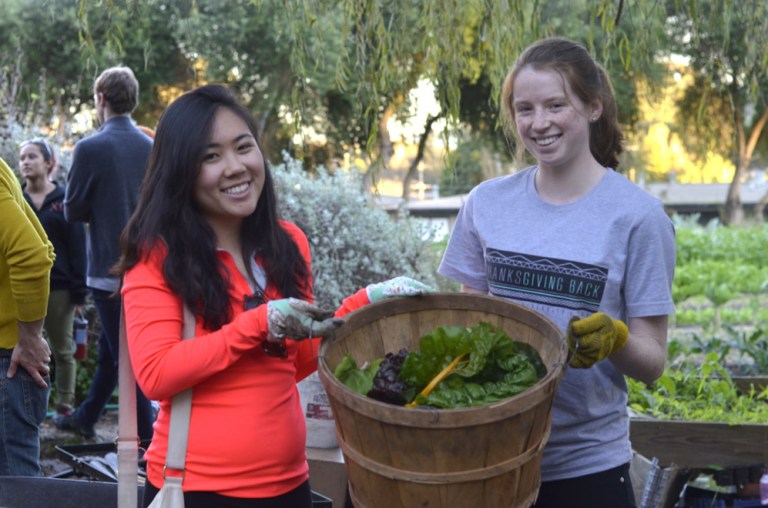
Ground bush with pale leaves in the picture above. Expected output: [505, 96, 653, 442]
[273, 154, 439, 308]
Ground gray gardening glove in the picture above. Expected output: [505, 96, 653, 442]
[365, 276, 435, 303]
[266, 298, 344, 342]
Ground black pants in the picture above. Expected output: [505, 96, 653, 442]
[77, 289, 155, 439]
[142, 479, 312, 508]
[532, 462, 636, 508]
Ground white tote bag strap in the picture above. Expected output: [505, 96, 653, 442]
[164, 305, 195, 471]
[118, 304, 139, 508]
[118, 303, 196, 508]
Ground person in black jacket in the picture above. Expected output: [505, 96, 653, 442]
[61, 66, 156, 440]
[20, 137, 87, 417]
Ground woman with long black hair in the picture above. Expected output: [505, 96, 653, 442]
[116, 84, 429, 508]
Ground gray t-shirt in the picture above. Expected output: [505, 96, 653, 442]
[439, 166, 675, 481]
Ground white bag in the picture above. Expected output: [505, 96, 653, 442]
[148, 475, 184, 508]
[298, 372, 338, 448]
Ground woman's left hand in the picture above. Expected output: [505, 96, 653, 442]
[566, 312, 628, 368]
[365, 276, 435, 303]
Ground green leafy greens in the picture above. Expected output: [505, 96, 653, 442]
[335, 322, 545, 409]
[333, 355, 383, 396]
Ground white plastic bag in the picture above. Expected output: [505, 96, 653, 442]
[298, 372, 338, 448]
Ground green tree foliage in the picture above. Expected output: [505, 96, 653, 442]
[169, 0, 369, 165]
[1, 0, 194, 135]
[65, 1, 198, 127]
[439, 137, 495, 196]
[17, 0, 760, 203]
[162, 0, 670, 182]
[1, 0, 88, 142]
[668, 0, 768, 224]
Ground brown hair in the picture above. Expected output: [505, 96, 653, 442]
[501, 37, 623, 169]
[94, 66, 140, 115]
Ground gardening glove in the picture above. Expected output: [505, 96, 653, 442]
[266, 298, 344, 342]
[365, 276, 436, 303]
[566, 312, 629, 369]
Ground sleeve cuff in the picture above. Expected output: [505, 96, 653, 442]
[336, 288, 371, 318]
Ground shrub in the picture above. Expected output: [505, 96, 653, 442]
[272, 154, 440, 308]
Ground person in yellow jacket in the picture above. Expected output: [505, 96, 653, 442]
[0, 156, 55, 476]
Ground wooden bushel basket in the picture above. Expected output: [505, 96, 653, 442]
[317, 293, 568, 508]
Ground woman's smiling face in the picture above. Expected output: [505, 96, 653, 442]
[512, 66, 600, 172]
[194, 107, 265, 233]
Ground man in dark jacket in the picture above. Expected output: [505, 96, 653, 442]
[61, 66, 155, 440]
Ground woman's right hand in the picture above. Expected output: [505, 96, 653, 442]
[266, 298, 343, 342]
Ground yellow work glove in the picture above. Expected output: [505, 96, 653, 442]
[566, 312, 629, 368]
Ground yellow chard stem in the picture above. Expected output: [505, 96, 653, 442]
[406, 353, 468, 408]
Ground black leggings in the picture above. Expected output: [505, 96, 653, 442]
[142, 479, 312, 508]
[532, 463, 636, 508]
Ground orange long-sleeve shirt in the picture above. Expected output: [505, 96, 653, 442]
[121, 221, 369, 498]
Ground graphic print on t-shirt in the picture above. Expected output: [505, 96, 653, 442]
[485, 248, 607, 314]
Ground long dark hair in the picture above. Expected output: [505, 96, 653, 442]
[501, 37, 624, 170]
[115, 84, 310, 330]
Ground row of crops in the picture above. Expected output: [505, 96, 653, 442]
[669, 215, 768, 374]
[673, 216, 768, 328]
[627, 216, 768, 424]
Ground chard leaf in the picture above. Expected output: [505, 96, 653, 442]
[400, 322, 545, 407]
[401, 325, 473, 388]
[334, 355, 383, 396]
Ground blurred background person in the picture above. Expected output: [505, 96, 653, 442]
[61, 66, 155, 440]
[20, 137, 87, 418]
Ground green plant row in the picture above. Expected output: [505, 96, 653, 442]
[627, 353, 768, 424]
[673, 261, 768, 305]
[668, 325, 768, 375]
[675, 304, 768, 327]
[671, 220, 768, 329]
[675, 221, 768, 267]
